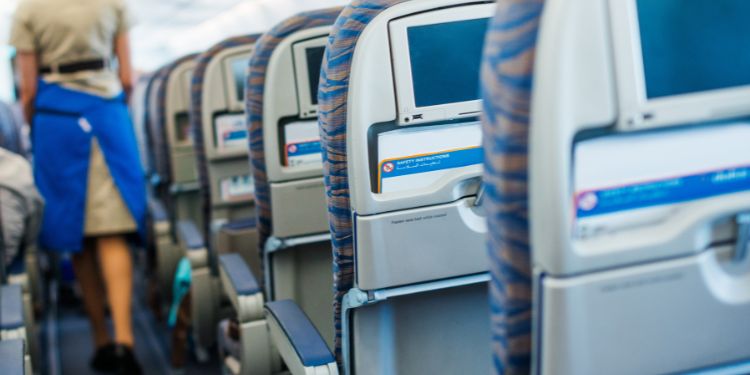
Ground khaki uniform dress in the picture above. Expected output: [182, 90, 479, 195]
[10, 0, 138, 236]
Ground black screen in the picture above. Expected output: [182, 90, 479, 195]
[231, 58, 246, 102]
[407, 17, 489, 108]
[305, 46, 326, 105]
[638, 0, 750, 98]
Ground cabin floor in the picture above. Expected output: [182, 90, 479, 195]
[42, 252, 221, 375]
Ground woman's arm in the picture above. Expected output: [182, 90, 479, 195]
[115, 32, 133, 100]
[17, 52, 38, 124]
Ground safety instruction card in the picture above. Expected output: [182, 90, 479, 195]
[284, 120, 322, 168]
[220, 174, 254, 202]
[377, 121, 482, 194]
[574, 123, 750, 236]
[215, 114, 249, 151]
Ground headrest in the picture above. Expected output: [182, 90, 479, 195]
[152, 55, 194, 185]
[189, 34, 261, 245]
[481, 0, 544, 373]
[246, 7, 342, 256]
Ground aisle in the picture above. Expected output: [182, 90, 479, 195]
[52, 266, 222, 375]
[56, 291, 171, 374]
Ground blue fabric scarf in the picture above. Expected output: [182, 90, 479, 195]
[32, 80, 146, 252]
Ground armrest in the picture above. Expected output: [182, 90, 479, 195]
[176, 220, 204, 250]
[265, 300, 337, 375]
[1, 284, 24, 332]
[148, 197, 169, 223]
[218, 253, 264, 322]
[220, 217, 257, 232]
[0, 339, 25, 375]
[177, 220, 208, 268]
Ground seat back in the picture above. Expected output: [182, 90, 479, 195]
[160, 55, 202, 230]
[530, 1, 750, 374]
[480, 1, 543, 374]
[130, 75, 152, 173]
[247, 7, 342, 348]
[0, 101, 23, 155]
[319, 1, 493, 372]
[0, 148, 42, 278]
[189, 35, 260, 266]
[164, 57, 199, 187]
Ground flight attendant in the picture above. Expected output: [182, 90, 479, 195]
[11, 0, 146, 373]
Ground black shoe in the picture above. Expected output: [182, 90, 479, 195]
[112, 344, 143, 375]
[90, 343, 117, 372]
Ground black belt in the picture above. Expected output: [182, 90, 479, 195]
[39, 59, 107, 74]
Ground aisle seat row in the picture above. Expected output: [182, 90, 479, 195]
[217, 8, 342, 374]
[136, 1, 495, 374]
[134, 0, 750, 374]
[0, 100, 37, 374]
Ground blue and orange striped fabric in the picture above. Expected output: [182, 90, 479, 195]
[148, 66, 170, 188]
[481, 1, 544, 374]
[140, 73, 158, 177]
[317, 0, 410, 362]
[246, 7, 342, 272]
[190, 34, 260, 244]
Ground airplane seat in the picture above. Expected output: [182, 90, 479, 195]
[0, 117, 43, 373]
[181, 34, 261, 360]
[0, 100, 24, 156]
[148, 68, 173, 207]
[157, 55, 204, 316]
[146, 68, 180, 294]
[139, 73, 180, 317]
[214, 8, 341, 375]
[526, 0, 750, 374]
[158, 54, 202, 230]
[480, 1, 542, 373]
[143, 72, 166, 195]
[265, 1, 494, 373]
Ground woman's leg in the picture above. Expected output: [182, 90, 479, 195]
[71, 238, 111, 348]
[97, 235, 135, 347]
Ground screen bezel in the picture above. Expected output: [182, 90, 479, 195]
[292, 36, 329, 120]
[610, 0, 750, 130]
[388, 3, 494, 126]
[222, 51, 253, 112]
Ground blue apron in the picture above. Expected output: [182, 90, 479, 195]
[33, 80, 146, 252]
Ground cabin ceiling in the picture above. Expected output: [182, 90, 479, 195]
[1, 0, 347, 71]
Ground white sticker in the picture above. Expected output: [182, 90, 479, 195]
[78, 117, 92, 133]
[220, 174, 254, 202]
[215, 114, 248, 151]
